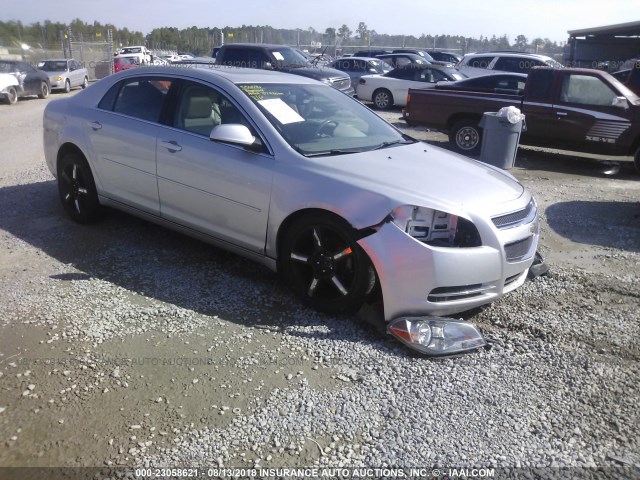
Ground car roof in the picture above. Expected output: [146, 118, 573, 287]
[334, 56, 384, 62]
[378, 53, 423, 57]
[222, 43, 296, 49]
[463, 51, 554, 61]
[42, 58, 71, 62]
[393, 63, 452, 72]
[111, 65, 321, 85]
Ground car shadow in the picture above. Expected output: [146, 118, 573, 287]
[546, 200, 640, 252]
[516, 149, 639, 179]
[0, 180, 384, 346]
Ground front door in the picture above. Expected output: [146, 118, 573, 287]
[548, 72, 633, 154]
[156, 81, 274, 253]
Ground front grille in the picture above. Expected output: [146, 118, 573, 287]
[428, 283, 495, 302]
[504, 236, 534, 262]
[492, 200, 535, 229]
[330, 77, 351, 91]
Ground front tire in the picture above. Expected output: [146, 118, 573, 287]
[279, 214, 373, 314]
[38, 82, 49, 99]
[634, 147, 640, 175]
[64, 79, 71, 93]
[57, 153, 101, 223]
[450, 119, 482, 155]
[4, 86, 17, 104]
[82, 77, 88, 89]
[373, 88, 393, 110]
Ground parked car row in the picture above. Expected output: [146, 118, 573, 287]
[0, 60, 51, 104]
[0, 58, 90, 105]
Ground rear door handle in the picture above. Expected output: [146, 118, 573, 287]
[160, 140, 182, 152]
[88, 121, 102, 130]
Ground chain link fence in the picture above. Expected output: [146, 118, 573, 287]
[70, 41, 113, 80]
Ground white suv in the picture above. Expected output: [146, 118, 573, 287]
[457, 52, 562, 77]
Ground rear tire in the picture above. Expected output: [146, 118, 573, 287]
[57, 153, 101, 223]
[82, 77, 88, 89]
[634, 147, 640, 175]
[450, 119, 482, 155]
[38, 82, 49, 99]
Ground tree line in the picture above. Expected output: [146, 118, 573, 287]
[0, 19, 564, 57]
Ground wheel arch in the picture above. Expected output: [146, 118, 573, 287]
[276, 208, 353, 263]
[446, 113, 483, 131]
[56, 143, 93, 178]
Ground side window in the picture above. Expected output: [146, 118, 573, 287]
[111, 77, 173, 122]
[395, 57, 411, 67]
[431, 69, 449, 82]
[174, 81, 252, 137]
[528, 69, 554, 99]
[560, 74, 617, 106]
[494, 57, 525, 73]
[467, 56, 495, 69]
[221, 49, 251, 67]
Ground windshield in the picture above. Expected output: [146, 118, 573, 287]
[121, 47, 142, 54]
[240, 83, 413, 156]
[269, 48, 310, 68]
[38, 61, 68, 72]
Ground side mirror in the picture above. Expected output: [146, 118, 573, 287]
[210, 124, 258, 149]
[612, 96, 628, 109]
[263, 62, 274, 70]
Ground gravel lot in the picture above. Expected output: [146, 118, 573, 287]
[0, 92, 638, 477]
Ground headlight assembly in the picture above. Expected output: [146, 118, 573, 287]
[390, 205, 481, 247]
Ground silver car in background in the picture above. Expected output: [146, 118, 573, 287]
[38, 59, 89, 93]
[43, 66, 539, 321]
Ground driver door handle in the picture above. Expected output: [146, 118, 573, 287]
[160, 140, 182, 152]
[88, 121, 102, 130]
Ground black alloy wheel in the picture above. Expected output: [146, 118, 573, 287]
[280, 214, 373, 314]
[57, 153, 101, 223]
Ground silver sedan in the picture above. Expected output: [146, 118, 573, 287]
[43, 66, 539, 321]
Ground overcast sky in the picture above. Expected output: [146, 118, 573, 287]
[4, 0, 637, 43]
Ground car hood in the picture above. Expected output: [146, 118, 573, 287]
[0, 73, 18, 88]
[311, 142, 525, 217]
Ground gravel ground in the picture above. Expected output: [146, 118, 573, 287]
[0, 93, 638, 477]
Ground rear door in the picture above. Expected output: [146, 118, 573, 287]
[69, 60, 83, 87]
[87, 76, 175, 214]
[548, 71, 633, 153]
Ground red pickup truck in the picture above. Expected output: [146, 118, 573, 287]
[403, 68, 640, 172]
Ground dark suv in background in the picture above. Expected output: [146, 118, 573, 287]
[215, 43, 354, 95]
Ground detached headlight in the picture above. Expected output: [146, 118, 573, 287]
[388, 317, 486, 356]
[390, 205, 481, 247]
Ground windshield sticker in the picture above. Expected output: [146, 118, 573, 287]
[258, 98, 304, 124]
[272, 51, 285, 61]
[240, 85, 286, 101]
